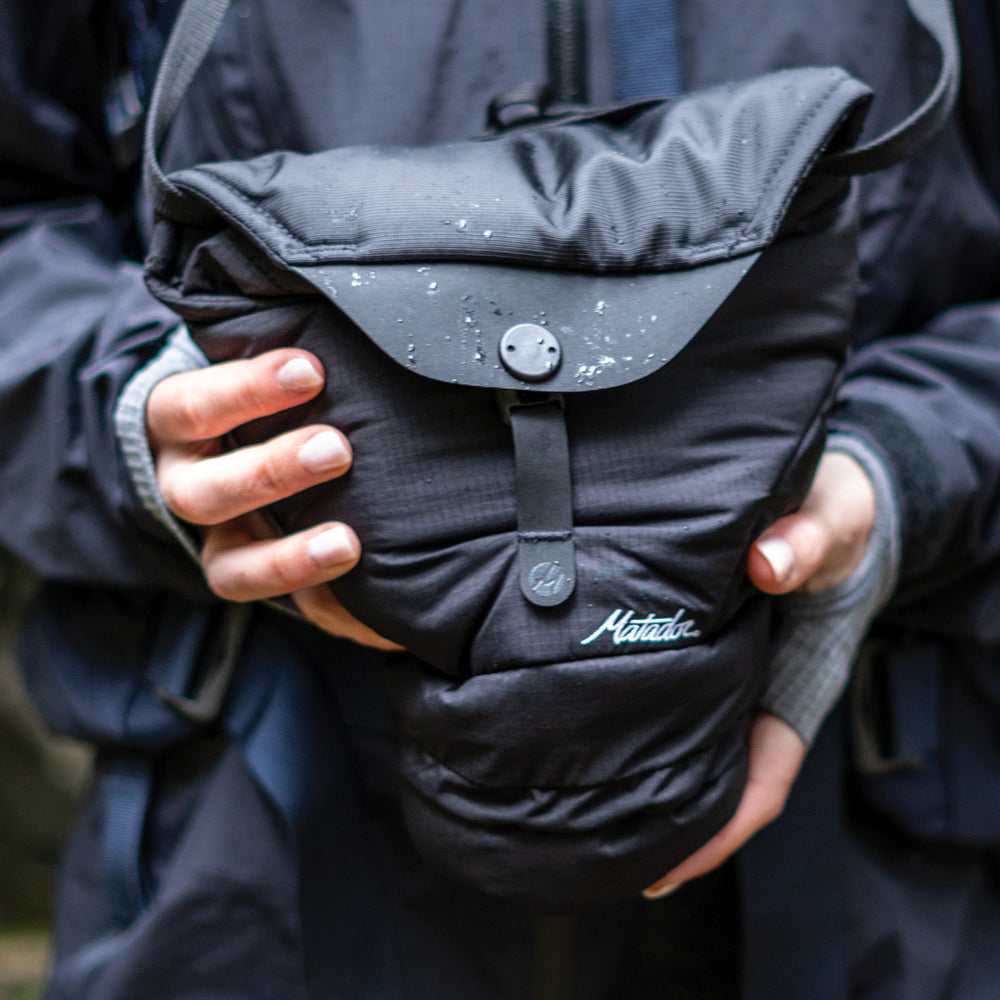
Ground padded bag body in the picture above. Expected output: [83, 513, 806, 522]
[143, 0, 957, 909]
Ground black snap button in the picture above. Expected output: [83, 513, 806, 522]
[499, 323, 562, 382]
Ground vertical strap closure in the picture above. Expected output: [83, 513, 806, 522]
[500, 391, 576, 607]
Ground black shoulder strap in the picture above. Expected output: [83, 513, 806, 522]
[820, 0, 961, 175]
[143, 0, 232, 223]
[143, 0, 961, 219]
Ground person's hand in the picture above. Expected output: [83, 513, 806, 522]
[748, 450, 876, 596]
[643, 450, 875, 899]
[146, 348, 401, 650]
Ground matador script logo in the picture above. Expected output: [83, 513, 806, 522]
[580, 608, 702, 647]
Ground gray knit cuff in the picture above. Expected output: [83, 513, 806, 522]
[113, 326, 208, 563]
[757, 434, 901, 745]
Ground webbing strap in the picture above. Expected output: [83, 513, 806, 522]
[142, 0, 232, 222]
[503, 392, 577, 608]
[101, 603, 249, 932]
[103, 755, 153, 927]
[819, 0, 961, 174]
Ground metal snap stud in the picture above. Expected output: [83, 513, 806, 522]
[499, 323, 562, 382]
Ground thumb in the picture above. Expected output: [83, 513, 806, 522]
[747, 511, 830, 595]
[748, 451, 877, 596]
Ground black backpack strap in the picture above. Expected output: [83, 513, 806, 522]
[142, 0, 233, 223]
[819, 0, 961, 174]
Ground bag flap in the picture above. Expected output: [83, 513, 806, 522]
[169, 66, 870, 271]
[162, 66, 872, 391]
[287, 257, 758, 391]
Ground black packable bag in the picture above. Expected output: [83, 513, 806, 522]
[143, 0, 958, 908]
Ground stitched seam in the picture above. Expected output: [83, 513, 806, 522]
[179, 172, 360, 258]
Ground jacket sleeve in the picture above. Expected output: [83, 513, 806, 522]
[825, 0, 1000, 641]
[0, 0, 207, 594]
[829, 301, 1000, 641]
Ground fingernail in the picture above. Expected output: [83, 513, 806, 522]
[307, 525, 355, 566]
[277, 357, 323, 391]
[299, 431, 350, 474]
[643, 882, 680, 900]
[756, 536, 795, 584]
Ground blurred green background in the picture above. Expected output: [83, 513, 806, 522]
[0, 551, 91, 999]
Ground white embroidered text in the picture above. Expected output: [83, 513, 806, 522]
[580, 608, 702, 646]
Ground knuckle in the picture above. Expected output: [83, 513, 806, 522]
[245, 448, 295, 499]
[201, 527, 313, 602]
[160, 468, 203, 523]
[171, 380, 214, 441]
[233, 372, 270, 419]
[263, 543, 303, 593]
